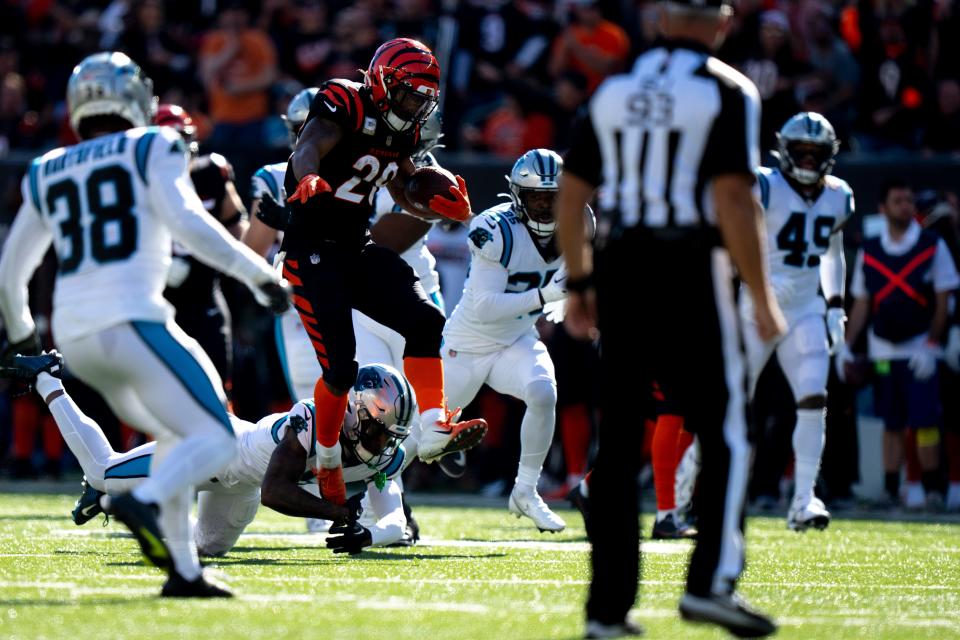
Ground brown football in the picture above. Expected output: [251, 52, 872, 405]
[404, 166, 458, 220]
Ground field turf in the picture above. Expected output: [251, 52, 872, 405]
[0, 490, 958, 639]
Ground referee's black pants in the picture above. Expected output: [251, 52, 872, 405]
[586, 227, 753, 624]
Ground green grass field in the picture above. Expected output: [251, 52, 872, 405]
[1, 491, 958, 640]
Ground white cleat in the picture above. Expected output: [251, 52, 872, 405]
[904, 482, 926, 510]
[787, 495, 831, 532]
[509, 486, 566, 533]
[305, 518, 331, 533]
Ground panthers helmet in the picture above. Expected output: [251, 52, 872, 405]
[365, 38, 440, 132]
[507, 149, 563, 238]
[67, 52, 156, 138]
[412, 109, 444, 166]
[154, 104, 198, 155]
[774, 112, 840, 186]
[343, 364, 416, 467]
[281, 87, 319, 149]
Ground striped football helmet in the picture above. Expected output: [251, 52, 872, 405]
[774, 112, 840, 185]
[365, 38, 440, 132]
[507, 149, 563, 238]
[343, 364, 416, 467]
[67, 52, 156, 137]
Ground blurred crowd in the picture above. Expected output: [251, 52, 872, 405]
[2, 0, 960, 513]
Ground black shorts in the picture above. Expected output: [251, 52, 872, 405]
[282, 242, 445, 391]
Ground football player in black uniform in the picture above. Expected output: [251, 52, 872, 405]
[156, 104, 247, 389]
[282, 38, 487, 504]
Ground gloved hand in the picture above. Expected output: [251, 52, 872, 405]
[1, 331, 41, 366]
[539, 268, 568, 305]
[908, 342, 940, 381]
[252, 278, 291, 314]
[256, 194, 291, 231]
[826, 307, 846, 354]
[945, 326, 960, 372]
[325, 521, 372, 555]
[287, 173, 332, 205]
[834, 342, 855, 382]
[543, 300, 567, 324]
[428, 175, 472, 222]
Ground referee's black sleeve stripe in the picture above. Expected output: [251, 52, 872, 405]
[563, 108, 603, 188]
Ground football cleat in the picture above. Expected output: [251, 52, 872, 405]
[584, 618, 645, 638]
[509, 486, 565, 533]
[567, 483, 590, 523]
[161, 571, 233, 598]
[72, 478, 106, 526]
[101, 493, 170, 570]
[417, 408, 487, 462]
[437, 450, 467, 478]
[652, 513, 698, 540]
[679, 591, 777, 638]
[787, 495, 831, 532]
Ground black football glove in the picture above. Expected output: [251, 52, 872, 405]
[255, 280, 292, 314]
[325, 520, 373, 555]
[343, 491, 365, 523]
[256, 194, 291, 231]
[1, 331, 41, 366]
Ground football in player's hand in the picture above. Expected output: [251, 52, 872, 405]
[404, 166, 458, 221]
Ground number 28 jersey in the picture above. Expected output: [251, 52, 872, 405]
[283, 79, 419, 250]
[757, 167, 854, 313]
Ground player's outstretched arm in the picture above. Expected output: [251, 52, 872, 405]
[287, 118, 342, 203]
[0, 196, 53, 346]
[261, 428, 350, 521]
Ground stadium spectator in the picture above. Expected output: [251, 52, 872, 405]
[461, 93, 552, 158]
[923, 78, 960, 154]
[117, 0, 194, 97]
[324, 6, 381, 80]
[199, 1, 278, 149]
[548, 0, 630, 94]
[839, 180, 959, 509]
[274, 0, 334, 86]
[803, 3, 860, 145]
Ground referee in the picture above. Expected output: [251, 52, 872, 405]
[557, 0, 786, 637]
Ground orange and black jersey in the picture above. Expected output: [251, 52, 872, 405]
[282, 79, 420, 250]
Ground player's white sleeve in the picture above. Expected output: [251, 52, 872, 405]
[819, 229, 845, 302]
[467, 256, 543, 321]
[365, 478, 405, 546]
[0, 178, 53, 342]
[933, 238, 960, 292]
[146, 127, 275, 288]
[849, 249, 867, 299]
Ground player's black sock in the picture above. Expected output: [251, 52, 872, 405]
[921, 470, 941, 495]
[884, 472, 900, 500]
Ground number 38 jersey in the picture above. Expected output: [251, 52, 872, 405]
[11, 125, 249, 344]
[443, 203, 565, 353]
[755, 166, 854, 314]
[282, 79, 419, 250]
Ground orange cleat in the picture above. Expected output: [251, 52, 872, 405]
[418, 407, 488, 462]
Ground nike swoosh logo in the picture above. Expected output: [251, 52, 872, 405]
[325, 101, 337, 112]
[484, 220, 496, 229]
[80, 503, 99, 516]
[139, 527, 169, 561]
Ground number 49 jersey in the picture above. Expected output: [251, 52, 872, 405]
[443, 202, 564, 354]
[756, 167, 854, 314]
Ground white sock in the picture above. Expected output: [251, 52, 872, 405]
[656, 508, 676, 522]
[47, 392, 116, 492]
[792, 408, 825, 502]
[159, 484, 201, 581]
[514, 381, 557, 493]
[133, 431, 235, 506]
[35, 372, 64, 401]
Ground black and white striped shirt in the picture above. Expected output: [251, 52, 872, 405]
[565, 39, 761, 231]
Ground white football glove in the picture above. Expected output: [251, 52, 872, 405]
[945, 326, 960, 373]
[834, 342, 855, 382]
[543, 299, 567, 324]
[908, 342, 940, 381]
[826, 308, 847, 354]
[539, 268, 568, 305]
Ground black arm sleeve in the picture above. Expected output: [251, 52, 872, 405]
[699, 74, 759, 182]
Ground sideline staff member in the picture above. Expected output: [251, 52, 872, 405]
[556, 0, 786, 636]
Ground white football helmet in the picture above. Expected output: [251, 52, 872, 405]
[506, 148, 563, 238]
[282, 87, 319, 148]
[774, 112, 840, 185]
[67, 52, 156, 138]
[343, 364, 416, 467]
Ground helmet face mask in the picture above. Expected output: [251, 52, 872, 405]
[507, 149, 563, 238]
[68, 52, 157, 138]
[282, 87, 319, 149]
[774, 112, 840, 186]
[365, 38, 440, 133]
[342, 364, 415, 468]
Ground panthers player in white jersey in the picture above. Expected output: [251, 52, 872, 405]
[0, 53, 289, 597]
[739, 112, 853, 531]
[443, 149, 591, 532]
[3, 353, 411, 556]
